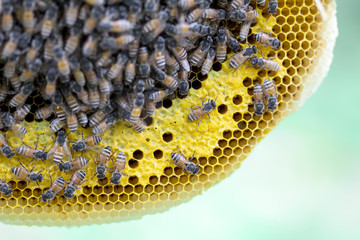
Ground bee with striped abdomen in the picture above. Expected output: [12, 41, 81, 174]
[254, 32, 281, 50]
[0, 132, 14, 159]
[83, 6, 104, 35]
[41, 3, 58, 38]
[110, 151, 128, 185]
[249, 83, 265, 116]
[50, 118, 66, 133]
[249, 56, 281, 71]
[22, 0, 36, 32]
[216, 28, 227, 63]
[11, 161, 43, 185]
[15, 139, 48, 162]
[263, 79, 278, 111]
[201, 48, 216, 75]
[48, 129, 72, 165]
[65, 0, 80, 26]
[2, 26, 21, 59]
[14, 104, 31, 122]
[63, 170, 86, 199]
[2, 112, 27, 137]
[41, 176, 65, 203]
[94, 146, 113, 180]
[0, 174, 12, 196]
[65, 21, 83, 55]
[1, 1, 14, 33]
[229, 45, 257, 69]
[71, 135, 102, 152]
[170, 149, 199, 175]
[189, 36, 213, 67]
[188, 96, 217, 130]
[92, 113, 118, 135]
[268, 0, 278, 15]
[53, 46, 70, 77]
[59, 157, 89, 172]
[35, 104, 54, 120]
[89, 104, 113, 127]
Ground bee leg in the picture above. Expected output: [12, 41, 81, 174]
[189, 151, 196, 161]
[206, 113, 211, 122]
[19, 160, 29, 171]
[21, 139, 32, 149]
[201, 96, 207, 105]
[27, 158, 35, 166]
[195, 115, 204, 131]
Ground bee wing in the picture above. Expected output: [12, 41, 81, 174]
[63, 143, 72, 161]
[47, 142, 58, 158]
[0, 133, 6, 144]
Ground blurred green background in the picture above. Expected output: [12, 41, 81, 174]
[1, 1, 359, 239]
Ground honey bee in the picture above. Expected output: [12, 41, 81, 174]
[43, 35, 57, 61]
[95, 146, 112, 179]
[11, 161, 43, 185]
[83, 6, 104, 35]
[89, 104, 113, 127]
[70, 81, 89, 105]
[144, 98, 156, 117]
[129, 93, 144, 124]
[188, 96, 217, 130]
[44, 67, 57, 100]
[4, 53, 19, 79]
[128, 25, 141, 58]
[186, 7, 206, 23]
[179, 0, 207, 10]
[229, 45, 257, 69]
[215, 28, 227, 63]
[141, 10, 169, 42]
[124, 58, 136, 85]
[63, 170, 86, 199]
[14, 104, 31, 122]
[201, 48, 216, 75]
[41, 3, 58, 38]
[2, 26, 21, 59]
[18, 32, 32, 50]
[263, 79, 278, 111]
[110, 151, 128, 185]
[268, 0, 278, 15]
[239, 20, 253, 42]
[48, 129, 72, 165]
[249, 83, 265, 116]
[59, 157, 89, 172]
[61, 84, 80, 113]
[0, 174, 13, 196]
[250, 56, 281, 71]
[25, 35, 43, 66]
[54, 91, 66, 121]
[254, 32, 281, 50]
[229, 0, 250, 10]
[9, 74, 21, 91]
[225, 28, 241, 53]
[132, 119, 144, 133]
[81, 58, 98, 86]
[35, 104, 54, 120]
[148, 89, 172, 103]
[127, 0, 141, 25]
[82, 32, 99, 58]
[0, 132, 14, 159]
[99, 34, 134, 50]
[22, 0, 36, 32]
[50, 118, 66, 133]
[65, 0, 80, 26]
[98, 19, 134, 33]
[71, 135, 102, 152]
[255, 0, 266, 7]
[77, 111, 88, 128]
[41, 176, 65, 203]
[15, 140, 48, 162]
[19, 58, 42, 82]
[107, 53, 128, 80]
[202, 8, 226, 20]
[96, 50, 113, 68]
[9, 82, 34, 108]
[92, 113, 117, 135]
[170, 44, 190, 72]
[65, 108, 78, 133]
[171, 149, 199, 175]
[53, 46, 70, 77]
[69, 56, 86, 87]
[1, 1, 13, 32]
[88, 85, 100, 110]
[144, 0, 160, 17]
[163, 74, 179, 90]
[65, 21, 82, 55]
[165, 50, 179, 75]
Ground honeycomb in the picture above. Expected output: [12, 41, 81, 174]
[0, 0, 337, 225]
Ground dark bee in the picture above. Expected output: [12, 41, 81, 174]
[249, 83, 265, 116]
[188, 96, 217, 130]
[255, 0, 266, 7]
[59, 157, 89, 172]
[48, 129, 72, 165]
[2, 112, 28, 137]
[170, 149, 199, 175]
[25, 35, 43, 65]
[41, 176, 65, 203]
[225, 28, 241, 53]
[263, 79, 278, 111]
[268, 0, 278, 15]
[110, 151, 128, 185]
[0, 174, 13, 196]
[11, 161, 43, 185]
[0, 132, 14, 159]
[63, 170, 86, 199]
[71, 135, 102, 152]
[229, 0, 250, 10]
[19, 58, 42, 82]
[254, 32, 281, 50]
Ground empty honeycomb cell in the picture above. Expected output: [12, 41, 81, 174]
[0, 0, 337, 225]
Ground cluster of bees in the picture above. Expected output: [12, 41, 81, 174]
[0, 0, 281, 202]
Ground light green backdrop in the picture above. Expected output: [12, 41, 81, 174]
[1, 1, 359, 239]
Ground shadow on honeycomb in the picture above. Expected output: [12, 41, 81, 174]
[0, 0, 337, 225]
